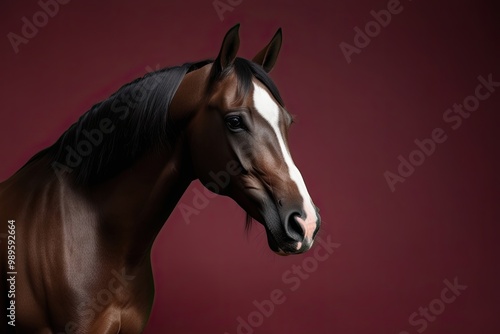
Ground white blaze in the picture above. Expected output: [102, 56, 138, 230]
[252, 83, 317, 242]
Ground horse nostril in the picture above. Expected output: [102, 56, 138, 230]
[286, 212, 304, 242]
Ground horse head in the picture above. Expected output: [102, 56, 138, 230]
[171, 25, 321, 255]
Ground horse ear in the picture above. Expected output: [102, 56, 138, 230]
[252, 28, 282, 73]
[215, 24, 240, 71]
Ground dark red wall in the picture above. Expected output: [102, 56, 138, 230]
[1, 1, 499, 333]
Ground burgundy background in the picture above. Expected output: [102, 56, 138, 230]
[1, 0, 499, 333]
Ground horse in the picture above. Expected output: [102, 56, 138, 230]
[0, 24, 321, 333]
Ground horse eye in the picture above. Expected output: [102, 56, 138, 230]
[225, 116, 244, 131]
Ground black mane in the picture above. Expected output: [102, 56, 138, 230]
[25, 58, 284, 185]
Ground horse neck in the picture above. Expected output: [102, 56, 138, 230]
[81, 65, 213, 265]
[84, 131, 193, 265]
